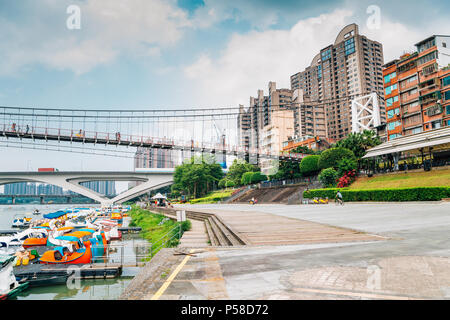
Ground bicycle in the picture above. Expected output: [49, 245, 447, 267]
[335, 198, 344, 206]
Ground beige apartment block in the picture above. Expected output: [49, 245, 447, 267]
[259, 109, 295, 175]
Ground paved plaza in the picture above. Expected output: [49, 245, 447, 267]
[121, 202, 450, 300]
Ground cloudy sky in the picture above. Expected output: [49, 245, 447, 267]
[0, 0, 449, 191]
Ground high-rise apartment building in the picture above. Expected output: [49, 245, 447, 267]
[292, 89, 328, 141]
[259, 109, 295, 175]
[80, 181, 116, 197]
[237, 104, 251, 149]
[134, 147, 175, 169]
[237, 82, 294, 151]
[382, 35, 450, 141]
[290, 24, 385, 141]
[4, 182, 65, 195]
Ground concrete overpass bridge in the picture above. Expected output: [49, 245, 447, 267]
[0, 169, 174, 206]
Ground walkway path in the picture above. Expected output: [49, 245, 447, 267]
[178, 219, 209, 248]
[181, 207, 384, 246]
[120, 203, 450, 300]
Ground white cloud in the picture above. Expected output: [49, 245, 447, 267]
[184, 9, 354, 106]
[360, 17, 450, 62]
[0, 0, 191, 75]
[184, 7, 450, 107]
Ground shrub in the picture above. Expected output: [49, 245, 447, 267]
[337, 170, 357, 188]
[299, 155, 320, 176]
[250, 172, 267, 184]
[218, 178, 236, 188]
[318, 147, 356, 170]
[241, 172, 254, 185]
[303, 187, 450, 202]
[225, 180, 236, 188]
[241, 171, 268, 185]
[218, 179, 226, 188]
[337, 158, 358, 177]
[318, 168, 338, 188]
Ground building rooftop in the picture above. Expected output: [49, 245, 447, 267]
[414, 35, 450, 47]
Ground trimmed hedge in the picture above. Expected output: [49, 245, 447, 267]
[303, 187, 450, 202]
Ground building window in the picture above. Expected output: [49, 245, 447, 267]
[386, 95, 399, 107]
[431, 120, 441, 129]
[384, 72, 397, 84]
[345, 38, 355, 56]
[389, 133, 401, 140]
[387, 108, 400, 119]
[417, 38, 436, 53]
[442, 76, 450, 87]
[385, 84, 398, 96]
[387, 121, 401, 130]
[321, 49, 331, 61]
[417, 51, 437, 65]
[444, 91, 450, 101]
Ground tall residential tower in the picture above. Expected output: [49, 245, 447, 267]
[290, 24, 385, 141]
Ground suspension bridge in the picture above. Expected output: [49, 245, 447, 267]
[0, 105, 307, 163]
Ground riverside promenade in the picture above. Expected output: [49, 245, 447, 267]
[120, 202, 450, 300]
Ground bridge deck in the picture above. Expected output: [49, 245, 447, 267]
[0, 130, 304, 162]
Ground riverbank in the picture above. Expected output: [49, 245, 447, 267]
[128, 207, 191, 258]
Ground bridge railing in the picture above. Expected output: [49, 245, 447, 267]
[1, 122, 307, 160]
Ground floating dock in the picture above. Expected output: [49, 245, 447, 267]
[14, 263, 122, 280]
[0, 229, 19, 236]
[118, 226, 141, 234]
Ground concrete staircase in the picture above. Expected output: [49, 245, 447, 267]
[150, 207, 249, 247]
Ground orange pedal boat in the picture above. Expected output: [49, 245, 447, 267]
[39, 244, 92, 264]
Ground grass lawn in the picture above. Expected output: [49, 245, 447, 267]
[189, 189, 235, 204]
[350, 168, 450, 190]
[128, 206, 191, 258]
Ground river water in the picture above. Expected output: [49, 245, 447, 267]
[1, 204, 144, 300]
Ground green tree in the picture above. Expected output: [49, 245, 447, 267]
[299, 155, 320, 176]
[171, 155, 224, 198]
[334, 130, 381, 160]
[227, 159, 259, 185]
[337, 158, 358, 177]
[250, 172, 267, 184]
[318, 168, 338, 188]
[240, 172, 254, 185]
[292, 145, 317, 154]
[241, 171, 268, 185]
[318, 147, 356, 170]
[218, 178, 236, 189]
[269, 160, 302, 180]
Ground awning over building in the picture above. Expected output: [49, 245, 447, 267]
[363, 127, 450, 159]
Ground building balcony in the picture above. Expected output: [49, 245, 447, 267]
[399, 81, 418, 92]
[419, 62, 439, 82]
[401, 92, 419, 104]
[398, 67, 418, 80]
[419, 91, 441, 105]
